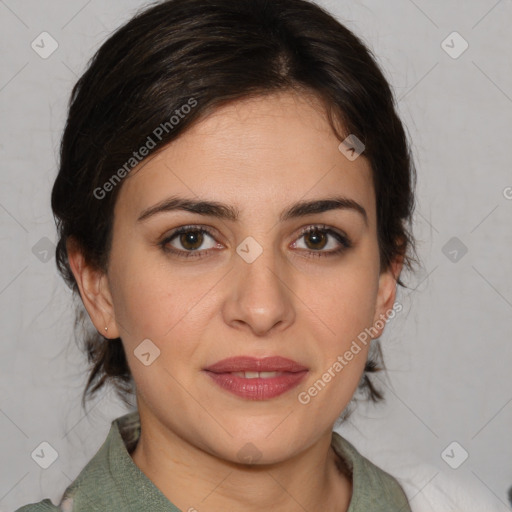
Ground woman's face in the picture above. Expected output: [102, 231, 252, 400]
[75, 91, 401, 464]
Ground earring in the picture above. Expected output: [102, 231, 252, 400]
[104, 327, 108, 332]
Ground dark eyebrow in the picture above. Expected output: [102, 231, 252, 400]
[137, 195, 368, 226]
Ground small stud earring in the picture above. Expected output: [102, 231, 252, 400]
[104, 327, 108, 332]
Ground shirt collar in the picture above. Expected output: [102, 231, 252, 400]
[106, 410, 405, 512]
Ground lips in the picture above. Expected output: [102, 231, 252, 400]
[204, 356, 308, 373]
[204, 356, 309, 400]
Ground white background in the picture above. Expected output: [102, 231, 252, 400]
[1, 0, 511, 510]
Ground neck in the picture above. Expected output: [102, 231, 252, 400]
[130, 417, 352, 512]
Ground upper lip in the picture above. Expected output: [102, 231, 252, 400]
[204, 356, 308, 373]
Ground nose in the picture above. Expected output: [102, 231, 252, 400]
[222, 244, 296, 337]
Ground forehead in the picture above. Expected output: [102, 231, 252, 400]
[115, 91, 375, 224]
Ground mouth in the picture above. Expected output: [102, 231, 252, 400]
[203, 356, 309, 400]
[229, 371, 289, 378]
[204, 355, 308, 373]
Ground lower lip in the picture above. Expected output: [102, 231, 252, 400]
[204, 371, 308, 400]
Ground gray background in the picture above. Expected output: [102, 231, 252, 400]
[1, 0, 511, 510]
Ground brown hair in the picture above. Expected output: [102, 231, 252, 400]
[51, 0, 418, 412]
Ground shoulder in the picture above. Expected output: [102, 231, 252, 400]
[15, 411, 141, 512]
[57, 411, 141, 508]
[14, 499, 60, 511]
[331, 431, 412, 512]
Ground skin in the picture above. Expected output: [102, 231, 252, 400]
[68, 90, 403, 512]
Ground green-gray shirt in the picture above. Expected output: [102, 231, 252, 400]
[16, 411, 412, 511]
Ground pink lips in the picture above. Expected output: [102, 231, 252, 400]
[204, 356, 308, 400]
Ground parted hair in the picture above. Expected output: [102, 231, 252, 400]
[51, 0, 418, 413]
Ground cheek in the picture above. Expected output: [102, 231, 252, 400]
[310, 285, 375, 390]
[108, 248, 221, 349]
[299, 267, 377, 410]
[108, 261, 210, 391]
[311, 262, 379, 340]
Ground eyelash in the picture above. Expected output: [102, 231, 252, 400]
[159, 224, 352, 260]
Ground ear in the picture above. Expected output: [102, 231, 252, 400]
[371, 252, 404, 338]
[66, 238, 120, 339]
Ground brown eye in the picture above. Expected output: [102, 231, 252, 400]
[292, 225, 352, 258]
[178, 230, 205, 251]
[303, 229, 328, 250]
[160, 226, 219, 258]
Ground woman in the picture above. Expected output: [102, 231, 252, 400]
[17, 0, 417, 510]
